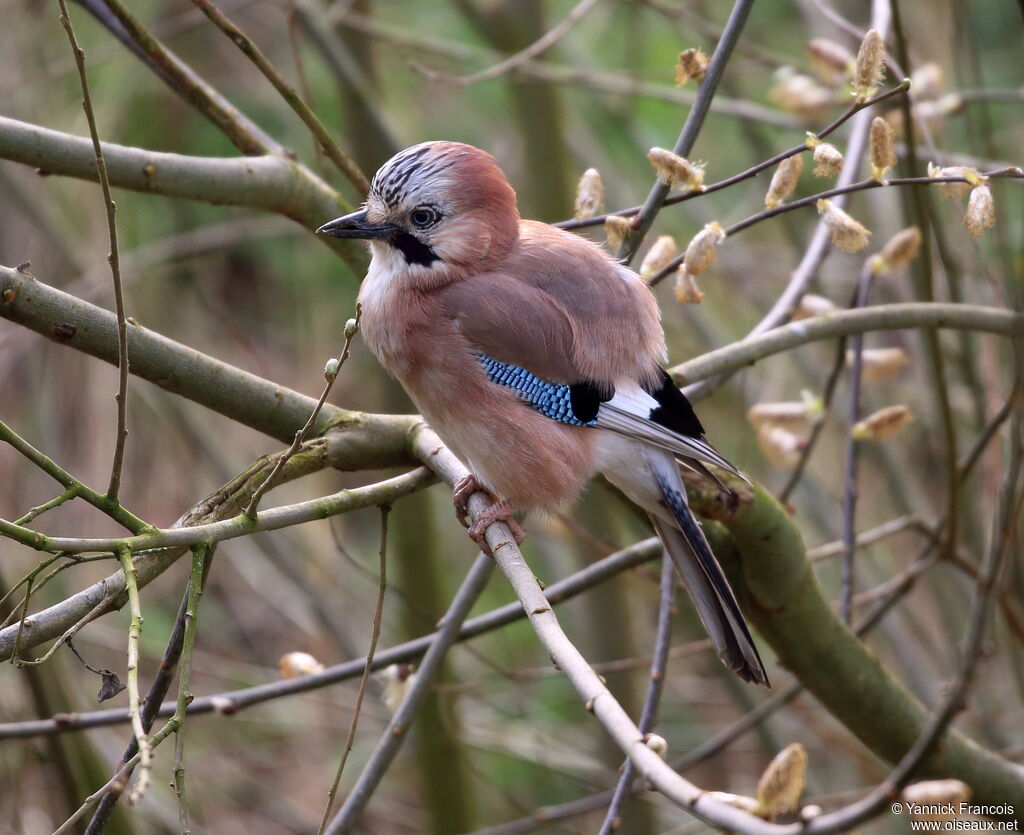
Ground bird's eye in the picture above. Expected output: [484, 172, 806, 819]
[409, 207, 440, 228]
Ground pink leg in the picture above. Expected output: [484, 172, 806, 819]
[452, 473, 483, 528]
[467, 500, 527, 556]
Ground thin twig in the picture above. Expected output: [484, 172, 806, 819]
[0, 539, 663, 739]
[798, 409, 1023, 832]
[117, 545, 152, 803]
[617, 0, 755, 262]
[55, 0, 130, 503]
[244, 307, 361, 518]
[598, 555, 675, 834]
[776, 337, 847, 503]
[52, 717, 180, 835]
[85, 547, 216, 834]
[0, 420, 149, 533]
[0, 466, 430, 555]
[466, 530, 950, 835]
[669, 302, 1022, 386]
[839, 261, 877, 622]
[324, 553, 495, 834]
[557, 81, 912, 232]
[890, 0, 960, 565]
[13, 488, 78, 526]
[423, 0, 601, 85]
[647, 168, 1024, 287]
[333, 10, 797, 129]
[86, 0, 281, 156]
[172, 544, 209, 834]
[317, 505, 391, 832]
[190, 0, 371, 194]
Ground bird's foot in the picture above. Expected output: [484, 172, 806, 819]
[453, 474, 484, 528]
[467, 500, 527, 556]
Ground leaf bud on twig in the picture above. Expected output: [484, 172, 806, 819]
[673, 267, 705, 304]
[640, 235, 677, 280]
[756, 743, 808, 818]
[574, 168, 605, 219]
[683, 221, 725, 276]
[604, 215, 633, 250]
[817, 199, 871, 253]
[812, 142, 844, 178]
[869, 117, 897, 181]
[793, 293, 837, 320]
[675, 48, 709, 86]
[765, 155, 804, 208]
[647, 147, 705, 191]
[806, 38, 854, 84]
[853, 29, 886, 101]
[965, 184, 996, 238]
[870, 226, 922, 275]
[852, 405, 914, 441]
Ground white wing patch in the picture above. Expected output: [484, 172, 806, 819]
[597, 385, 746, 480]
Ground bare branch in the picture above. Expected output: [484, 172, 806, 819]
[323, 553, 495, 833]
[616, 0, 755, 262]
[0, 118, 361, 269]
[671, 303, 1023, 387]
[190, 0, 371, 193]
[419, 0, 601, 86]
[54, 0, 131, 503]
[318, 506, 390, 831]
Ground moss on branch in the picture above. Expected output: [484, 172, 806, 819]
[690, 482, 1024, 817]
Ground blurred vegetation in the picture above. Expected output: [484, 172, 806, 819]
[0, 0, 1022, 833]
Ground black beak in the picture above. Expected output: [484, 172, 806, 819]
[316, 209, 397, 240]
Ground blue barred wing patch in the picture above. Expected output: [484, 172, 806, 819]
[477, 355, 597, 427]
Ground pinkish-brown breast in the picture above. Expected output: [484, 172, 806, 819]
[359, 267, 595, 508]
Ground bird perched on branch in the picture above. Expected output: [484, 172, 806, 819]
[318, 141, 768, 686]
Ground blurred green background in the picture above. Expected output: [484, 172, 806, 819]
[0, 0, 1021, 832]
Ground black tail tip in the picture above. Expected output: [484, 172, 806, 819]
[733, 659, 771, 688]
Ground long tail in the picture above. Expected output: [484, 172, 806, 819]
[650, 462, 770, 687]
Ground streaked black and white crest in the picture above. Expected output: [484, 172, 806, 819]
[369, 142, 458, 209]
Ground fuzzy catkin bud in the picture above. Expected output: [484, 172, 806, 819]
[648, 147, 705, 191]
[816, 199, 871, 252]
[324, 358, 340, 382]
[683, 222, 724, 276]
[675, 48, 709, 86]
[812, 142, 844, 178]
[902, 781, 971, 821]
[643, 733, 668, 758]
[279, 652, 324, 679]
[914, 94, 963, 129]
[793, 293, 837, 319]
[757, 425, 805, 468]
[747, 400, 815, 432]
[769, 70, 832, 118]
[927, 163, 981, 200]
[806, 38, 854, 83]
[604, 215, 633, 250]
[380, 664, 416, 712]
[849, 347, 911, 382]
[765, 155, 804, 209]
[910, 62, 944, 100]
[640, 235, 677, 279]
[853, 29, 885, 100]
[574, 168, 605, 219]
[871, 226, 921, 275]
[852, 405, 914, 441]
[674, 267, 705, 304]
[869, 117, 897, 181]
[965, 184, 995, 238]
[757, 743, 808, 818]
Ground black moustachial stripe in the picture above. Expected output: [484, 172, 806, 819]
[389, 231, 439, 266]
[645, 368, 705, 438]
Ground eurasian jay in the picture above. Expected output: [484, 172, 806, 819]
[318, 141, 769, 686]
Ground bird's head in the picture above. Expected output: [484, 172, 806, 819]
[318, 142, 520, 277]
